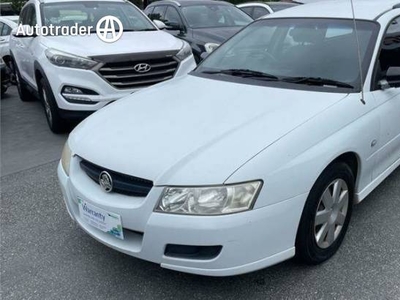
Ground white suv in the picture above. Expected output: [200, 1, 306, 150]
[10, 0, 196, 133]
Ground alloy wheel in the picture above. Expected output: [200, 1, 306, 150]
[314, 179, 349, 249]
[42, 87, 53, 126]
[15, 70, 22, 94]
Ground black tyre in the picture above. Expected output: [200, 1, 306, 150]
[8, 59, 16, 84]
[296, 162, 354, 264]
[39, 77, 68, 134]
[14, 60, 34, 102]
[1, 85, 7, 96]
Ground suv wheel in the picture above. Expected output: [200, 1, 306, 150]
[14, 60, 34, 102]
[8, 59, 16, 84]
[39, 78, 68, 134]
[296, 162, 354, 264]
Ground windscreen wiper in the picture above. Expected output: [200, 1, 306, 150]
[202, 69, 279, 81]
[134, 29, 158, 32]
[90, 29, 152, 33]
[281, 76, 354, 89]
[120, 29, 158, 32]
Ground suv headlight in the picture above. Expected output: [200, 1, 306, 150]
[61, 142, 72, 176]
[175, 41, 192, 61]
[155, 181, 262, 215]
[45, 49, 99, 69]
[204, 43, 220, 54]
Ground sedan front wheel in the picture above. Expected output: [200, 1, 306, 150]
[296, 162, 354, 264]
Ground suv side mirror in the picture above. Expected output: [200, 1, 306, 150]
[200, 52, 209, 60]
[153, 20, 166, 30]
[386, 67, 400, 88]
[165, 22, 183, 31]
[12, 25, 37, 38]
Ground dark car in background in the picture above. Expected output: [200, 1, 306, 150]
[238, 2, 298, 19]
[145, 0, 253, 62]
[0, 2, 21, 16]
[1, 57, 11, 96]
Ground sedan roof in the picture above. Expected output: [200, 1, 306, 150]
[264, 0, 400, 21]
[149, 0, 232, 7]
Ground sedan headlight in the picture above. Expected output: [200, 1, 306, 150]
[156, 181, 262, 215]
[175, 41, 192, 61]
[45, 48, 99, 69]
[204, 43, 220, 54]
[61, 142, 72, 176]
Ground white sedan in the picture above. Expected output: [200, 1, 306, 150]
[58, 0, 400, 276]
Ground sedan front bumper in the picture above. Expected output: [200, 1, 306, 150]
[58, 158, 306, 276]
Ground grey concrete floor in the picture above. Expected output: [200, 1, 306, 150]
[1, 86, 67, 176]
[1, 86, 400, 299]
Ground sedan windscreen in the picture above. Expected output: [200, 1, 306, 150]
[182, 4, 253, 29]
[197, 18, 379, 90]
[41, 1, 156, 32]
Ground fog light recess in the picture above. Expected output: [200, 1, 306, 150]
[62, 86, 99, 104]
[164, 244, 222, 260]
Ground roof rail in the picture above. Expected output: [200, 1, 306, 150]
[394, 3, 400, 9]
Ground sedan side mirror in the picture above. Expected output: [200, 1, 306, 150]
[12, 25, 37, 38]
[386, 67, 400, 88]
[153, 20, 166, 30]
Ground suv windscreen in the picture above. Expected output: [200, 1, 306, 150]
[41, 1, 156, 33]
[197, 18, 379, 90]
[182, 4, 252, 29]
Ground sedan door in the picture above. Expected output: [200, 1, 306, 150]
[371, 15, 400, 178]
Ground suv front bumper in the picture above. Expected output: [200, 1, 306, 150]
[43, 55, 196, 112]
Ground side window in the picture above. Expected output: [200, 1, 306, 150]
[1, 23, 12, 36]
[164, 7, 182, 26]
[20, 6, 30, 25]
[149, 6, 166, 21]
[252, 7, 269, 19]
[20, 5, 37, 26]
[240, 7, 253, 17]
[144, 6, 154, 17]
[26, 5, 37, 26]
[374, 16, 400, 87]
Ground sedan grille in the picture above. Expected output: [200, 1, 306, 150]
[80, 159, 153, 197]
[98, 56, 179, 89]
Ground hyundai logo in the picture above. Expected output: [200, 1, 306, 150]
[134, 63, 151, 73]
[99, 171, 113, 193]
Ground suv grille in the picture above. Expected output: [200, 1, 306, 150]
[80, 159, 153, 197]
[98, 56, 179, 89]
